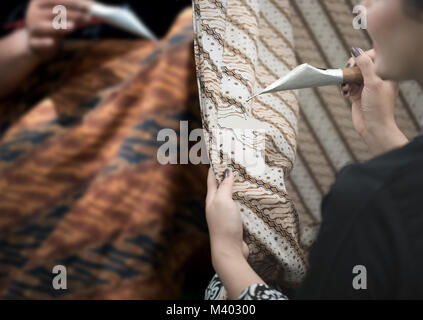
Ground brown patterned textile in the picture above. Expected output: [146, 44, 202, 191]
[0, 8, 211, 299]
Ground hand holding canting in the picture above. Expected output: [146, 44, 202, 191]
[342, 48, 408, 155]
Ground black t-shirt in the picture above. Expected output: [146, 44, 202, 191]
[295, 133, 423, 299]
[0, 1, 191, 38]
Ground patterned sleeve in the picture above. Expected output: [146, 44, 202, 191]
[238, 284, 288, 300]
[205, 274, 227, 300]
[205, 273, 288, 300]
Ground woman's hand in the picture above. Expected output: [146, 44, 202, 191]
[206, 167, 249, 266]
[206, 167, 266, 299]
[25, 0, 90, 57]
[342, 47, 408, 155]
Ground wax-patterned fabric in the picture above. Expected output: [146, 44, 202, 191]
[192, 0, 311, 299]
[0, 8, 211, 299]
[198, 0, 423, 299]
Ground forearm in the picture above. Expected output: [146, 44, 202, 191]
[211, 244, 265, 300]
[363, 122, 409, 156]
[0, 29, 43, 98]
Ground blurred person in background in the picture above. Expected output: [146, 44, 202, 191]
[0, 0, 191, 98]
[0, 0, 211, 300]
[0, 0, 90, 98]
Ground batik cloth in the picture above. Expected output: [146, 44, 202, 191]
[192, 0, 314, 299]
[0, 8, 211, 299]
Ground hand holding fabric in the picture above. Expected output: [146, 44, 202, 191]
[206, 167, 269, 300]
[206, 167, 249, 263]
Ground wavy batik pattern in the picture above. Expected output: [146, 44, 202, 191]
[193, 0, 311, 299]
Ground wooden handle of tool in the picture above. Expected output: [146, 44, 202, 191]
[342, 66, 363, 84]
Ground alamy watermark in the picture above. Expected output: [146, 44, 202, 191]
[353, 5, 368, 30]
[156, 121, 266, 175]
[52, 265, 67, 290]
[52, 5, 68, 30]
[352, 265, 367, 290]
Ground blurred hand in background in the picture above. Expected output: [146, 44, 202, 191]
[25, 0, 91, 56]
[0, 0, 90, 98]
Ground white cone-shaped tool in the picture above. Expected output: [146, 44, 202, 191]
[89, 3, 158, 41]
[247, 63, 362, 101]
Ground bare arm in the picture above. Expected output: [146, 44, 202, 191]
[362, 121, 409, 156]
[212, 248, 266, 299]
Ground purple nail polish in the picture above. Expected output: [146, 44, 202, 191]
[224, 168, 230, 179]
[351, 47, 361, 57]
[346, 63, 351, 68]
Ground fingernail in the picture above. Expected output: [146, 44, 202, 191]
[341, 83, 347, 88]
[224, 168, 231, 179]
[351, 47, 362, 57]
[342, 89, 349, 96]
[346, 63, 351, 68]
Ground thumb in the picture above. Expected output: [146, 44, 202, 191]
[217, 168, 234, 199]
[242, 241, 249, 259]
[351, 47, 378, 86]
